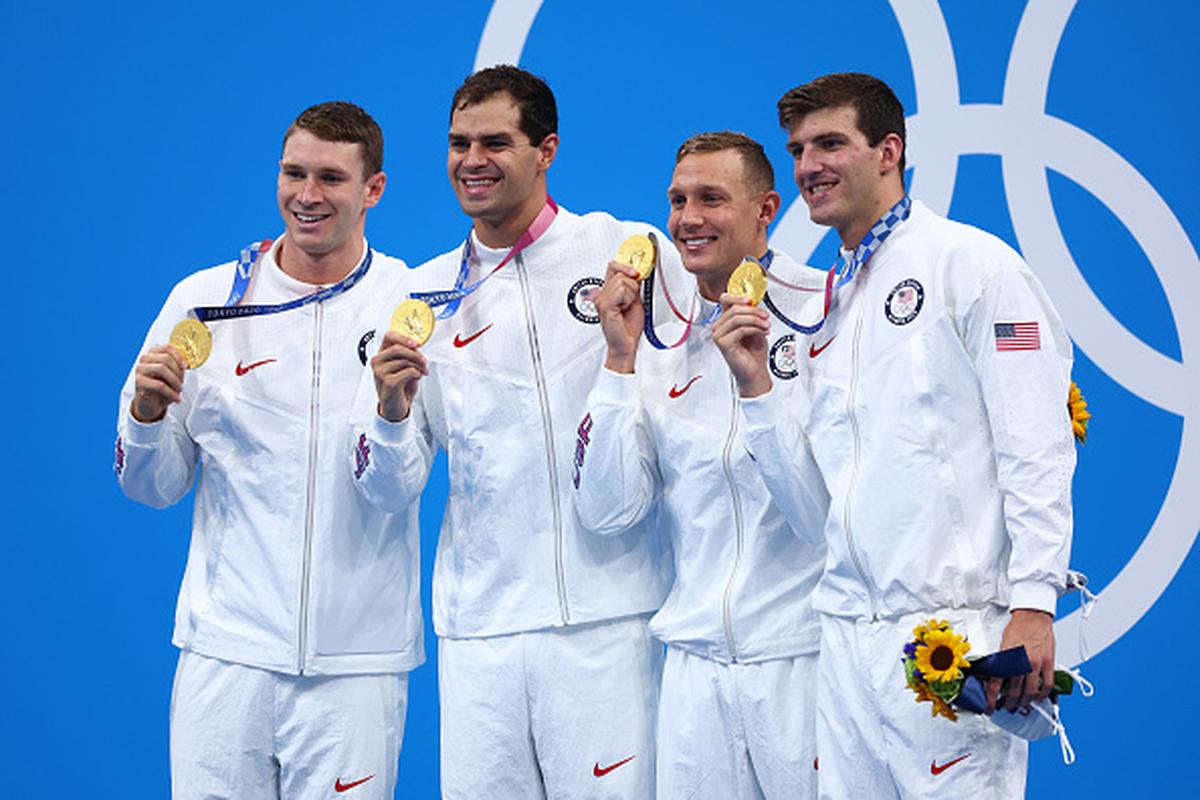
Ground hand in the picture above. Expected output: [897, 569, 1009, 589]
[131, 344, 187, 422]
[986, 608, 1056, 713]
[595, 260, 644, 374]
[372, 330, 429, 422]
[712, 294, 773, 398]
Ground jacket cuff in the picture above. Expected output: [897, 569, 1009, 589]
[591, 366, 638, 407]
[1009, 580, 1058, 616]
[739, 387, 780, 432]
[123, 410, 167, 445]
[370, 409, 414, 445]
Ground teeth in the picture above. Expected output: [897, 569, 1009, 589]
[808, 182, 835, 196]
[295, 212, 328, 223]
[464, 178, 498, 187]
[682, 237, 715, 247]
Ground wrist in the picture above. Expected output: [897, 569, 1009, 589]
[604, 349, 637, 374]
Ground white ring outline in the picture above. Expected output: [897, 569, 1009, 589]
[472, 0, 1200, 667]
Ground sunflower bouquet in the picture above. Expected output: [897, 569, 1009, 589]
[901, 619, 1075, 722]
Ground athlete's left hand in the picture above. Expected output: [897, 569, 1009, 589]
[987, 608, 1055, 712]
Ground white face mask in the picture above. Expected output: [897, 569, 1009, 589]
[990, 664, 1094, 765]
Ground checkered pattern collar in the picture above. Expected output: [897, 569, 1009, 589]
[836, 194, 912, 288]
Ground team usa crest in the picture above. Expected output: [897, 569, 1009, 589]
[357, 330, 376, 365]
[885, 278, 924, 325]
[769, 334, 799, 380]
[567, 277, 604, 324]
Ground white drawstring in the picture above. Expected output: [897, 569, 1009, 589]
[1066, 569, 1099, 618]
[1057, 663, 1095, 698]
[1030, 701, 1075, 764]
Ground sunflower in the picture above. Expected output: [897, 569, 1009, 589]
[913, 618, 948, 641]
[914, 627, 971, 683]
[1068, 381, 1091, 444]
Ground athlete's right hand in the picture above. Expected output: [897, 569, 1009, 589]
[372, 331, 429, 422]
[713, 295, 773, 398]
[595, 260, 644, 374]
[131, 344, 187, 423]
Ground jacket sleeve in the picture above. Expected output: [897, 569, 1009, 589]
[958, 249, 1075, 614]
[739, 385, 830, 543]
[347, 336, 437, 514]
[114, 288, 200, 510]
[572, 367, 662, 536]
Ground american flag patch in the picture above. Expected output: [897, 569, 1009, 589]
[994, 321, 1040, 351]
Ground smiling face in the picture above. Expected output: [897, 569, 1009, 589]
[447, 92, 558, 247]
[786, 104, 903, 248]
[276, 129, 384, 279]
[667, 149, 780, 300]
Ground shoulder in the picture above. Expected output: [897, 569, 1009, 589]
[910, 201, 1024, 270]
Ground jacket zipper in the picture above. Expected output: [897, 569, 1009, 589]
[297, 302, 323, 673]
[720, 372, 746, 661]
[843, 291, 880, 620]
[515, 254, 570, 624]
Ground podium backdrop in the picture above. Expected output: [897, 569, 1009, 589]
[3, 1, 1195, 795]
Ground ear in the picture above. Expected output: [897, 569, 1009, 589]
[536, 133, 559, 175]
[363, 171, 387, 209]
[878, 132, 904, 176]
[758, 189, 783, 231]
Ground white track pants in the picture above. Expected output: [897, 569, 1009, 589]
[439, 615, 661, 799]
[170, 650, 408, 800]
[816, 608, 1027, 799]
[657, 646, 818, 800]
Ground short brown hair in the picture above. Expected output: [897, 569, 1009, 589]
[450, 65, 557, 146]
[675, 131, 774, 195]
[777, 73, 906, 174]
[283, 101, 383, 180]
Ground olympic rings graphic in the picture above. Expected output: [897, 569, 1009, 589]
[474, 0, 1200, 667]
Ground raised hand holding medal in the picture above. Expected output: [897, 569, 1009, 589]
[372, 298, 434, 422]
[595, 235, 660, 373]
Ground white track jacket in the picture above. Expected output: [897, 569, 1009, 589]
[116, 238, 424, 676]
[574, 250, 830, 663]
[742, 201, 1075, 621]
[350, 207, 677, 639]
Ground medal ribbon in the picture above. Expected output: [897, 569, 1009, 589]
[767, 194, 913, 336]
[642, 232, 699, 350]
[411, 197, 559, 319]
[191, 240, 373, 322]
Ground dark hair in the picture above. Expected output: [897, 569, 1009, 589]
[675, 131, 775, 195]
[283, 101, 383, 179]
[777, 72, 906, 174]
[450, 65, 557, 145]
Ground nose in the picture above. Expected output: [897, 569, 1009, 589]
[464, 141, 490, 168]
[676, 198, 703, 229]
[298, 176, 321, 205]
[795, 146, 820, 180]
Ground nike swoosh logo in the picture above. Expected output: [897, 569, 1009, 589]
[593, 755, 636, 777]
[668, 375, 702, 398]
[453, 324, 493, 348]
[930, 753, 971, 775]
[808, 336, 836, 358]
[235, 358, 277, 376]
[334, 775, 375, 792]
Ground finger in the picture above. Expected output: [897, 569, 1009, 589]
[985, 676, 1001, 714]
[1035, 658, 1055, 702]
[373, 351, 429, 378]
[137, 359, 186, 396]
[135, 376, 183, 405]
[606, 260, 641, 282]
[1004, 673, 1026, 712]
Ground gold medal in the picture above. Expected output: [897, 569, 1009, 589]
[169, 318, 212, 369]
[727, 259, 768, 305]
[390, 298, 436, 346]
[615, 234, 656, 280]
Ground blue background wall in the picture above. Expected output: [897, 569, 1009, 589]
[2, 0, 1196, 796]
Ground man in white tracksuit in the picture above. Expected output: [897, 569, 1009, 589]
[350, 66, 677, 798]
[116, 103, 422, 798]
[715, 73, 1075, 798]
[573, 131, 829, 800]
